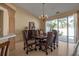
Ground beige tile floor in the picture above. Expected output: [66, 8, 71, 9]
[9, 41, 76, 56]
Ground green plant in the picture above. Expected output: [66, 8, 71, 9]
[47, 20, 57, 31]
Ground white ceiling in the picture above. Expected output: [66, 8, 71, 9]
[14, 3, 79, 18]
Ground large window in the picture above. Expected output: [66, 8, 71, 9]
[46, 15, 75, 43]
[46, 19, 57, 32]
[58, 17, 68, 43]
[68, 16, 75, 43]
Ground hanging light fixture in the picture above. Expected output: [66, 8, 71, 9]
[39, 3, 48, 21]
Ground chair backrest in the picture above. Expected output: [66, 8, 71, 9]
[0, 41, 10, 56]
[23, 30, 28, 43]
[47, 32, 54, 46]
[23, 30, 37, 41]
[37, 30, 40, 36]
[52, 30, 58, 43]
[30, 30, 37, 38]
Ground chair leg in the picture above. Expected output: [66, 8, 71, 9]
[26, 46, 28, 54]
[53, 44, 55, 49]
[45, 44, 48, 55]
[35, 40, 37, 51]
[35, 44, 37, 51]
[24, 47, 25, 50]
[1, 47, 4, 56]
[24, 42, 26, 50]
[46, 51, 48, 55]
[56, 43, 58, 48]
[51, 45, 53, 52]
[39, 42, 42, 50]
[45, 46, 48, 55]
[26, 51, 28, 54]
[35, 48, 37, 51]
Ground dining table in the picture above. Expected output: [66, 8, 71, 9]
[33, 35, 48, 50]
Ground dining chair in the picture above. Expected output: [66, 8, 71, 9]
[0, 41, 10, 56]
[40, 32, 55, 55]
[23, 30, 37, 54]
[52, 30, 58, 49]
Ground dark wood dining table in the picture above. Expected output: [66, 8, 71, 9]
[34, 35, 47, 40]
[33, 35, 48, 50]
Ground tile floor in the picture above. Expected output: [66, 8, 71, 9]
[9, 41, 76, 56]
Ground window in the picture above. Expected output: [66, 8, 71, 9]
[46, 15, 75, 43]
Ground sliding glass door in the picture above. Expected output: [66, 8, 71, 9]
[68, 15, 75, 43]
[46, 15, 75, 43]
[58, 17, 68, 43]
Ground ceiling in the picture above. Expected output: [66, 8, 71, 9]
[14, 3, 79, 18]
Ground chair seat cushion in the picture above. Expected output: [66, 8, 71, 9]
[27, 40, 35, 44]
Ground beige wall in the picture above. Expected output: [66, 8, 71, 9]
[15, 6, 40, 42]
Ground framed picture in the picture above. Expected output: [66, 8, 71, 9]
[29, 22, 35, 30]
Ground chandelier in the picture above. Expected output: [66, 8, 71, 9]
[39, 3, 48, 21]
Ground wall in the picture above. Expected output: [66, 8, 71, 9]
[15, 6, 40, 42]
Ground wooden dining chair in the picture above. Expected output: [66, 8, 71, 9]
[23, 30, 37, 54]
[52, 30, 58, 49]
[40, 32, 54, 55]
[0, 41, 10, 56]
